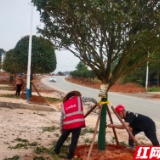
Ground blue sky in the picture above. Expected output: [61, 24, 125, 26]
[0, 0, 79, 73]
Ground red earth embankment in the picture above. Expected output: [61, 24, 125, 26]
[66, 77, 145, 93]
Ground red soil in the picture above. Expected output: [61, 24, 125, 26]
[66, 77, 145, 93]
[0, 78, 9, 84]
[20, 93, 46, 103]
[150, 94, 160, 98]
[74, 144, 135, 160]
[0, 72, 9, 76]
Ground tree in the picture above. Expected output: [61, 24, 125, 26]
[76, 62, 88, 72]
[32, 0, 160, 150]
[58, 71, 64, 76]
[14, 35, 57, 74]
[3, 49, 19, 74]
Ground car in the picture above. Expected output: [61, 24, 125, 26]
[49, 76, 56, 82]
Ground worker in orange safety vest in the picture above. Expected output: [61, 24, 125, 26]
[54, 90, 97, 159]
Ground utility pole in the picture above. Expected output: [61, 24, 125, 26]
[26, 4, 33, 101]
[145, 53, 149, 91]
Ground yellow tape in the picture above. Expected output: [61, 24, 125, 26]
[98, 101, 110, 104]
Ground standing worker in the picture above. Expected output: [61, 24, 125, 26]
[15, 73, 24, 96]
[54, 90, 97, 159]
[107, 105, 159, 147]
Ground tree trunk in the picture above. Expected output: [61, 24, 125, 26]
[10, 74, 13, 84]
[98, 94, 107, 150]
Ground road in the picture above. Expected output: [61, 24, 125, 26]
[42, 76, 160, 128]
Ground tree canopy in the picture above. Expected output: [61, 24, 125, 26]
[32, 0, 160, 151]
[70, 62, 96, 80]
[14, 35, 57, 74]
[32, 0, 160, 87]
[3, 49, 19, 74]
[76, 62, 88, 71]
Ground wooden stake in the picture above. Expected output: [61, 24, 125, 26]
[109, 104, 139, 146]
[84, 104, 98, 118]
[87, 105, 103, 160]
[107, 106, 119, 145]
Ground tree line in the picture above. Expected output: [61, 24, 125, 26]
[70, 62, 96, 81]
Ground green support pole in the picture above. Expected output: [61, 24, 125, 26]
[29, 75, 33, 97]
[98, 95, 108, 150]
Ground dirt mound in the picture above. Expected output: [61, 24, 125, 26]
[75, 144, 135, 160]
[21, 94, 46, 103]
[150, 94, 160, 98]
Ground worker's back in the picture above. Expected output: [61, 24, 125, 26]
[124, 111, 154, 131]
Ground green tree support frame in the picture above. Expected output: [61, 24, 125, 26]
[98, 96, 107, 150]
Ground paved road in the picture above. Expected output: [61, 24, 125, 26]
[42, 76, 160, 128]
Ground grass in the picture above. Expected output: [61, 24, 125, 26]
[8, 138, 38, 149]
[8, 143, 28, 149]
[147, 87, 160, 92]
[42, 126, 59, 132]
[0, 94, 20, 99]
[0, 94, 62, 103]
[45, 97, 62, 103]
[34, 144, 81, 160]
[34, 146, 54, 154]
[80, 127, 97, 135]
[84, 138, 92, 145]
[0, 86, 13, 91]
[15, 138, 29, 143]
[119, 141, 127, 146]
[33, 157, 45, 160]
[3, 155, 20, 160]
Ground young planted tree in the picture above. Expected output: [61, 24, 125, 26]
[32, 0, 160, 150]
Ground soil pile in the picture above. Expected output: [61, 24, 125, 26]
[150, 94, 160, 98]
[21, 93, 46, 103]
[75, 144, 135, 160]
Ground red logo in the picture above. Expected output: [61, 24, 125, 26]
[134, 146, 160, 159]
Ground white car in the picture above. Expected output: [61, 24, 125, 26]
[49, 76, 56, 82]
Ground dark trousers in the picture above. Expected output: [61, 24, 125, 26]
[54, 127, 81, 159]
[129, 124, 159, 147]
[15, 85, 22, 96]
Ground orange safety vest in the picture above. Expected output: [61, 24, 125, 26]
[62, 96, 86, 129]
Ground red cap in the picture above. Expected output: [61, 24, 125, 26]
[115, 105, 125, 114]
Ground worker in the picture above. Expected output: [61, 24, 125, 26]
[107, 105, 159, 147]
[15, 73, 24, 96]
[54, 90, 97, 159]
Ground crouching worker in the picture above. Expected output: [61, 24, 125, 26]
[54, 91, 97, 159]
[107, 105, 159, 148]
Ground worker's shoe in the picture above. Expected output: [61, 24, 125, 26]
[53, 149, 60, 155]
